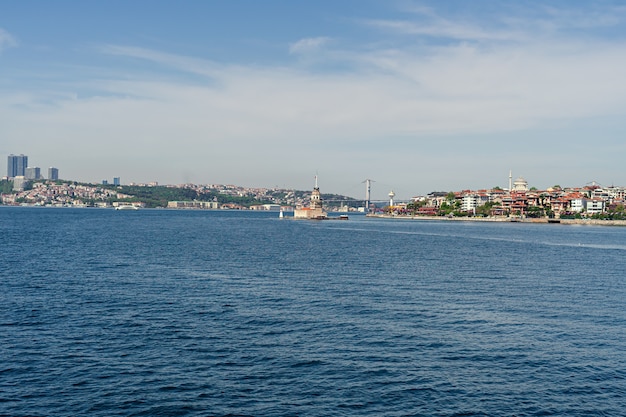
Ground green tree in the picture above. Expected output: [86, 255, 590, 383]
[475, 201, 496, 217]
[0, 180, 13, 194]
[525, 206, 545, 218]
[406, 200, 426, 213]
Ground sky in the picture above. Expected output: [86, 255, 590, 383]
[2, 0, 626, 200]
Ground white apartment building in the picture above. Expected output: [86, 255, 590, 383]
[461, 193, 491, 212]
[570, 198, 585, 212]
[585, 199, 605, 214]
[461, 194, 480, 212]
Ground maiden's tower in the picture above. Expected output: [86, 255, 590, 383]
[294, 176, 327, 219]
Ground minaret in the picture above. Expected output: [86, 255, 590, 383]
[509, 170, 512, 192]
[388, 190, 395, 207]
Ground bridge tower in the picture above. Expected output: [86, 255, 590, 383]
[362, 179, 374, 212]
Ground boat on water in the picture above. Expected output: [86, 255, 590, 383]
[115, 205, 139, 211]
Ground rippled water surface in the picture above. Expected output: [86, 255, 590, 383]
[2, 207, 625, 416]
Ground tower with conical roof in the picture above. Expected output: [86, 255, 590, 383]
[310, 175, 323, 210]
[294, 175, 327, 219]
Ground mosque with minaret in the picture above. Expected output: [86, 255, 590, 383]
[509, 170, 529, 192]
[294, 176, 327, 219]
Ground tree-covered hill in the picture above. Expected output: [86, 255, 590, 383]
[102, 185, 272, 208]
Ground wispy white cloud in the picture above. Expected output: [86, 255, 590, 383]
[530, 4, 626, 31]
[364, 3, 626, 44]
[363, 18, 525, 42]
[100, 44, 227, 79]
[0, 28, 17, 52]
[289, 37, 331, 54]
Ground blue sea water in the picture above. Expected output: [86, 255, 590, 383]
[1, 207, 625, 416]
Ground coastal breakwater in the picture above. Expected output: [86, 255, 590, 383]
[366, 214, 626, 226]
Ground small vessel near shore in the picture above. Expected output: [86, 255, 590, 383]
[115, 205, 139, 211]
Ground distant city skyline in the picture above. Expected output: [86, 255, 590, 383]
[2, 1, 626, 200]
[3, 150, 625, 201]
[5, 153, 60, 181]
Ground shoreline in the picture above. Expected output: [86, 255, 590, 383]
[366, 214, 626, 226]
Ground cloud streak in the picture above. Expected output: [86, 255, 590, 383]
[100, 45, 225, 80]
[0, 28, 17, 52]
[363, 18, 524, 42]
[366, 2, 626, 43]
[289, 37, 331, 54]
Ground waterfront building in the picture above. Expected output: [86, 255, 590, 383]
[585, 198, 605, 215]
[500, 191, 528, 215]
[250, 204, 282, 211]
[570, 197, 585, 213]
[461, 193, 480, 212]
[48, 167, 59, 180]
[7, 154, 28, 178]
[167, 201, 219, 209]
[605, 186, 626, 201]
[25, 167, 41, 180]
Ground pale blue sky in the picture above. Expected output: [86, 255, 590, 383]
[2, 1, 626, 200]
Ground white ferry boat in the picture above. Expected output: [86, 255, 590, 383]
[115, 205, 139, 211]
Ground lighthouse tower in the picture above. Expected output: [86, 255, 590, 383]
[388, 190, 395, 207]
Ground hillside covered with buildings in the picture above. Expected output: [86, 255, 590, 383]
[0, 179, 357, 211]
[398, 177, 626, 220]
